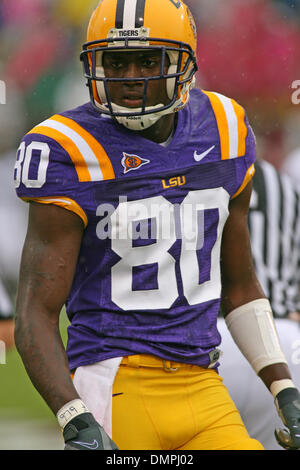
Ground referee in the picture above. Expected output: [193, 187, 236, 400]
[0, 277, 14, 352]
[218, 159, 300, 450]
[249, 159, 300, 320]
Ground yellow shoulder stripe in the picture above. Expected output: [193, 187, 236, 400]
[202, 90, 229, 160]
[51, 115, 115, 180]
[202, 90, 247, 160]
[28, 115, 115, 182]
[231, 99, 247, 158]
[28, 125, 91, 182]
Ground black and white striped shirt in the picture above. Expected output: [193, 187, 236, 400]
[0, 278, 13, 320]
[248, 160, 300, 317]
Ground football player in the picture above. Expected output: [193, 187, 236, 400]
[14, 0, 300, 450]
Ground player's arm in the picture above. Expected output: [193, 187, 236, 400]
[220, 181, 300, 450]
[15, 202, 84, 413]
[15, 202, 118, 450]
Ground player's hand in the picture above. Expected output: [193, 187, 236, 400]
[63, 412, 119, 450]
[274, 388, 300, 450]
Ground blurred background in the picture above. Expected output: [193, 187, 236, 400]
[0, 0, 300, 450]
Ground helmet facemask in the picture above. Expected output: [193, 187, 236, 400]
[81, 34, 198, 131]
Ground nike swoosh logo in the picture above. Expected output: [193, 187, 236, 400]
[72, 439, 99, 450]
[194, 145, 215, 162]
[112, 393, 124, 397]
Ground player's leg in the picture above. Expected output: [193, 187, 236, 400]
[177, 369, 264, 450]
[112, 357, 163, 450]
[178, 416, 264, 450]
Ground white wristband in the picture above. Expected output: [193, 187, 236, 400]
[270, 379, 296, 399]
[56, 399, 89, 429]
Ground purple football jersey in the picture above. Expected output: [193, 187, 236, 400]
[14, 89, 256, 371]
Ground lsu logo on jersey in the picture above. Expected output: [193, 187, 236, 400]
[122, 153, 150, 174]
[162, 176, 186, 189]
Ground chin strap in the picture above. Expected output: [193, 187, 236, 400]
[110, 102, 175, 131]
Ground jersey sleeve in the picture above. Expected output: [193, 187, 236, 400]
[202, 91, 257, 199]
[14, 114, 115, 227]
[14, 131, 88, 227]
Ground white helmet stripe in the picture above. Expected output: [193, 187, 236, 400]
[123, 0, 137, 29]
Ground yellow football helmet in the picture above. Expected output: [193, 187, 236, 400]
[80, 0, 198, 130]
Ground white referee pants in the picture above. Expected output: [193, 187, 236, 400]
[217, 318, 300, 450]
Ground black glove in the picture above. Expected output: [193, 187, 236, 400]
[63, 412, 119, 450]
[274, 388, 300, 450]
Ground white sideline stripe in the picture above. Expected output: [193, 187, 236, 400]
[0, 280, 12, 317]
[123, 0, 138, 29]
[38, 119, 104, 181]
[214, 92, 239, 159]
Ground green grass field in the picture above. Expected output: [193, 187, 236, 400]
[0, 310, 70, 449]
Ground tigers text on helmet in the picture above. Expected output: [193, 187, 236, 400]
[80, 0, 198, 131]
